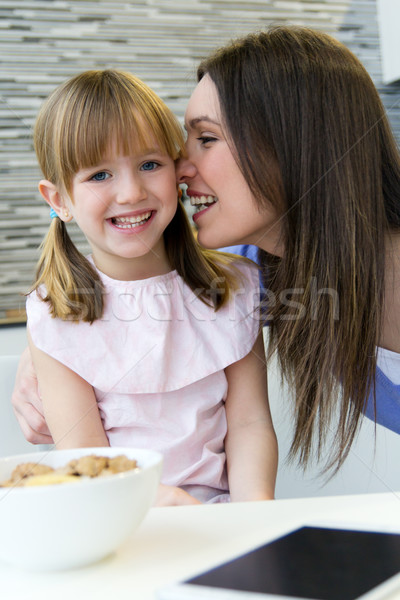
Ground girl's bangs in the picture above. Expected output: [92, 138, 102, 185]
[57, 71, 184, 190]
[68, 97, 180, 172]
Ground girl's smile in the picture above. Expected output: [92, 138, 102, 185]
[108, 210, 154, 230]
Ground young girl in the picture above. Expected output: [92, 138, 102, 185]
[26, 69, 277, 505]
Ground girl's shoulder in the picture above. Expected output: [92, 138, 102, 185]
[26, 285, 86, 341]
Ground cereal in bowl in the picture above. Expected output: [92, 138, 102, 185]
[0, 454, 138, 487]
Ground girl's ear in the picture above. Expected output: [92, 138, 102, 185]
[38, 179, 73, 222]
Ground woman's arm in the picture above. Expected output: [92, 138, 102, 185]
[224, 332, 278, 501]
[27, 330, 109, 449]
[11, 346, 53, 444]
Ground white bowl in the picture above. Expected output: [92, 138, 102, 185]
[0, 446, 162, 571]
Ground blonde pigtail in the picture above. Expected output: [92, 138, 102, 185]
[165, 200, 252, 310]
[31, 218, 104, 323]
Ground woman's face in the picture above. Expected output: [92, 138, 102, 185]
[177, 74, 283, 254]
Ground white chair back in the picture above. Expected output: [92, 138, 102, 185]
[268, 354, 400, 498]
[0, 355, 36, 457]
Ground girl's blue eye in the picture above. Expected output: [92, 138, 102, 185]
[141, 161, 158, 171]
[91, 171, 109, 181]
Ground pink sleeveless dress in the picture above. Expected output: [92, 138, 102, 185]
[27, 260, 260, 503]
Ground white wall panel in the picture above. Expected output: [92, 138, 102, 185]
[377, 0, 400, 83]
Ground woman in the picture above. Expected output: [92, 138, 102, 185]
[13, 25, 400, 475]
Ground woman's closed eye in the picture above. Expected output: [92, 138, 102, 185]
[197, 136, 217, 146]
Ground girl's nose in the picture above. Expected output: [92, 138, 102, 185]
[176, 157, 197, 184]
[117, 173, 146, 204]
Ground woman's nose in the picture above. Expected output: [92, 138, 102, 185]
[176, 157, 197, 184]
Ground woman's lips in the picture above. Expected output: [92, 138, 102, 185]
[191, 202, 217, 224]
[188, 194, 218, 213]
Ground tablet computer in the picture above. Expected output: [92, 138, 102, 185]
[158, 526, 400, 599]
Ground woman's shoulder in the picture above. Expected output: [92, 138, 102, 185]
[217, 244, 260, 265]
[381, 232, 400, 353]
[209, 246, 261, 284]
[364, 352, 400, 434]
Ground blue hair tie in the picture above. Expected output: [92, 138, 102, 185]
[50, 207, 58, 219]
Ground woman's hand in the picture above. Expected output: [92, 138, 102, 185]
[154, 484, 202, 506]
[11, 347, 53, 445]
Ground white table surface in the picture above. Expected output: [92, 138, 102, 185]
[2, 491, 400, 600]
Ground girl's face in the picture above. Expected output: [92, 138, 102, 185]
[177, 75, 283, 255]
[65, 144, 178, 280]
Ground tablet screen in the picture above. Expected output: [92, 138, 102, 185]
[161, 527, 400, 600]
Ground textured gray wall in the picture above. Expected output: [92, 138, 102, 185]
[1, 0, 399, 322]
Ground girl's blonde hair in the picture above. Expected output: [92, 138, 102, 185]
[33, 69, 244, 322]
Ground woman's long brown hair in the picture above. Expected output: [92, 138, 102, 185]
[198, 26, 400, 472]
[33, 69, 245, 323]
